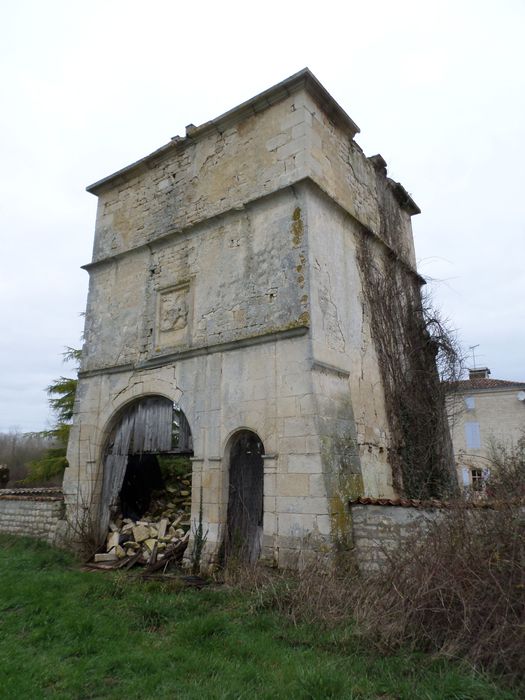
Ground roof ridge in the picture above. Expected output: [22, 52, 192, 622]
[449, 377, 525, 389]
[349, 496, 524, 509]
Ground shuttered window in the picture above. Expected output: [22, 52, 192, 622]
[465, 421, 481, 449]
[464, 396, 475, 410]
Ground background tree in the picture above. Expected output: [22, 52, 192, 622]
[0, 431, 50, 486]
[25, 347, 80, 483]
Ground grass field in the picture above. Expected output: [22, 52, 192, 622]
[0, 535, 517, 699]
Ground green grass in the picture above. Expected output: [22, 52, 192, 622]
[0, 535, 517, 700]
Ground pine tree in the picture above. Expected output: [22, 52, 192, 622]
[26, 347, 80, 482]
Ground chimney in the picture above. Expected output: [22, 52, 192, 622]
[468, 367, 491, 380]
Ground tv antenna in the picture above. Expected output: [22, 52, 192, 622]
[468, 344, 480, 368]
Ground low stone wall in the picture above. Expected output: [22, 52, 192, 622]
[349, 499, 444, 572]
[0, 488, 65, 545]
[349, 498, 522, 572]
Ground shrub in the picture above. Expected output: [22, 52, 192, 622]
[351, 502, 524, 687]
[485, 435, 525, 500]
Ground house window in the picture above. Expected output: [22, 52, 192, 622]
[465, 421, 481, 449]
[471, 468, 484, 491]
[464, 396, 475, 411]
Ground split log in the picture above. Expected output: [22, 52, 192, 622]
[143, 538, 188, 574]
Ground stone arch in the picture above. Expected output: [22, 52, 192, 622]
[99, 394, 193, 533]
[223, 429, 265, 564]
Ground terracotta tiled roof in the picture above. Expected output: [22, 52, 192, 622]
[348, 496, 518, 509]
[0, 487, 63, 502]
[451, 378, 525, 391]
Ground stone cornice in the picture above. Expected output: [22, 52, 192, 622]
[78, 325, 309, 379]
[311, 360, 350, 378]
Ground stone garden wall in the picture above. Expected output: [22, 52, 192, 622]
[349, 498, 522, 573]
[349, 499, 445, 572]
[0, 488, 65, 545]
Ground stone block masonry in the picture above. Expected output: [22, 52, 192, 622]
[65, 68, 446, 570]
[349, 499, 522, 573]
[0, 489, 66, 545]
[350, 501, 442, 571]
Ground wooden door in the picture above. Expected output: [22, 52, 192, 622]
[225, 431, 264, 564]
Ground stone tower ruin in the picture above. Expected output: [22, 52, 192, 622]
[64, 69, 454, 567]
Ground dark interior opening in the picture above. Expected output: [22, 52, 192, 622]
[117, 407, 193, 521]
[119, 454, 164, 520]
[102, 399, 194, 522]
[96, 398, 196, 569]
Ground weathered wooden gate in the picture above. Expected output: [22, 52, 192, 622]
[100, 396, 192, 532]
[225, 431, 264, 564]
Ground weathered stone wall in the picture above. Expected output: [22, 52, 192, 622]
[0, 489, 65, 545]
[306, 184, 393, 498]
[67, 70, 426, 569]
[305, 92, 418, 267]
[65, 330, 335, 568]
[82, 188, 309, 373]
[350, 502, 441, 572]
[88, 81, 416, 270]
[89, 93, 313, 263]
[350, 501, 523, 572]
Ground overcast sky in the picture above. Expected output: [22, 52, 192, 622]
[1, 0, 523, 432]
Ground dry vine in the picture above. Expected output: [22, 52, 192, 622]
[357, 234, 461, 499]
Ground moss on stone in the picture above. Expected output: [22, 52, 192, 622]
[296, 311, 310, 325]
[291, 207, 304, 246]
[320, 423, 364, 555]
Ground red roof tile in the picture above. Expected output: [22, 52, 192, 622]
[0, 487, 63, 502]
[349, 496, 521, 509]
[451, 378, 525, 391]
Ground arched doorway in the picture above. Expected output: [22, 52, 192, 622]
[224, 430, 264, 564]
[100, 396, 193, 533]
